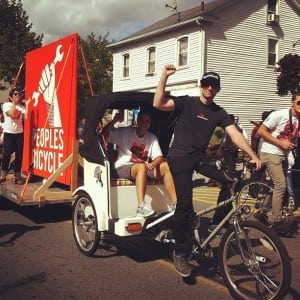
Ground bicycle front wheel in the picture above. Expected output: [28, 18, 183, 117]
[219, 220, 291, 300]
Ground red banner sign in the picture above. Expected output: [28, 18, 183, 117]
[23, 33, 78, 185]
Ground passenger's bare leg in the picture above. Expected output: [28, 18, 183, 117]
[131, 163, 147, 206]
[158, 162, 177, 205]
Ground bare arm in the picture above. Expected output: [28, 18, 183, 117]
[153, 65, 176, 111]
[147, 156, 164, 171]
[258, 124, 295, 151]
[102, 113, 124, 139]
[23, 98, 32, 120]
[226, 124, 261, 169]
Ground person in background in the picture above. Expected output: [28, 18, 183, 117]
[233, 115, 248, 140]
[0, 88, 32, 184]
[250, 110, 274, 155]
[218, 114, 244, 175]
[78, 117, 86, 146]
[103, 109, 177, 217]
[257, 93, 300, 224]
[0, 109, 4, 162]
[0, 109, 4, 144]
[132, 108, 140, 127]
[153, 64, 261, 277]
[249, 110, 274, 183]
[285, 146, 296, 208]
[206, 126, 225, 187]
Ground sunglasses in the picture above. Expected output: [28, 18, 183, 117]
[202, 84, 220, 89]
[297, 100, 300, 106]
[13, 92, 20, 96]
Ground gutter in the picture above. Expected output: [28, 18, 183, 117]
[108, 15, 215, 49]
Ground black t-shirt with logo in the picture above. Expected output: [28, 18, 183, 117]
[168, 96, 233, 156]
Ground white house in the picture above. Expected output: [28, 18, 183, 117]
[108, 0, 300, 138]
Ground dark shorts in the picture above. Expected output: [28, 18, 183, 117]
[116, 163, 155, 179]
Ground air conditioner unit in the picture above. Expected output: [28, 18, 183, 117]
[267, 13, 280, 23]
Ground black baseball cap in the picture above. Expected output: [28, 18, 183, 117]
[200, 72, 221, 88]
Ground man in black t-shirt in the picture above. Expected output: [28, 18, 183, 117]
[153, 65, 261, 278]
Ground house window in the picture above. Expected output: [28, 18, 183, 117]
[123, 53, 129, 78]
[267, 0, 278, 14]
[177, 37, 188, 67]
[147, 46, 156, 74]
[268, 38, 278, 66]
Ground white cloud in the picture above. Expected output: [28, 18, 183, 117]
[22, 0, 202, 44]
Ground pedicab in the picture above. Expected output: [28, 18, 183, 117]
[72, 92, 292, 300]
[72, 91, 177, 255]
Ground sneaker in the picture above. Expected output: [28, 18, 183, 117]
[173, 252, 192, 277]
[137, 203, 155, 217]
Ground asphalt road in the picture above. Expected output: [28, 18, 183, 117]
[0, 195, 299, 300]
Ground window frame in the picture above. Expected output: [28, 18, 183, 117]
[122, 53, 130, 78]
[267, 37, 279, 67]
[176, 36, 189, 68]
[146, 46, 156, 75]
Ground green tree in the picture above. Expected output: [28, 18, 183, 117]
[77, 33, 113, 120]
[276, 53, 300, 96]
[0, 0, 43, 89]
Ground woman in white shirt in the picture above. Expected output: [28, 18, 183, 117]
[0, 88, 31, 184]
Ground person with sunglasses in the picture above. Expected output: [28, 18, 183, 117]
[257, 93, 300, 225]
[153, 64, 261, 277]
[0, 88, 32, 184]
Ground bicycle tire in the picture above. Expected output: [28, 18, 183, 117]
[72, 192, 100, 256]
[218, 220, 291, 300]
[237, 180, 273, 224]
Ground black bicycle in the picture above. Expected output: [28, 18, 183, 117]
[154, 166, 292, 300]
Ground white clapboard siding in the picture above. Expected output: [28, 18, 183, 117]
[110, 0, 300, 140]
[112, 29, 202, 92]
[204, 0, 300, 138]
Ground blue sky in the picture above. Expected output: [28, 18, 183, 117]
[22, 0, 204, 45]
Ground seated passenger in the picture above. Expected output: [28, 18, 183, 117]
[103, 110, 177, 217]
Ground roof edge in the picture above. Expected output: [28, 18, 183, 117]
[108, 15, 214, 49]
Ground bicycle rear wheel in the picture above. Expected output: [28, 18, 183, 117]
[237, 180, 273, 224]
[219, 220, 291, 300]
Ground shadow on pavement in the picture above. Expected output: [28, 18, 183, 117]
[0, 272, 47, 295]
[0, 196, 72, 224]
[0, 223, 44, 247]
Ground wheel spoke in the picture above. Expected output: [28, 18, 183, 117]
[219, 220, 291, 300]
[72, 193, 100, 256]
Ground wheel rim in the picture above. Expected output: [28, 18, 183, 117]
[222, 226, 284, 299]
[73, 196, 97, 252]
